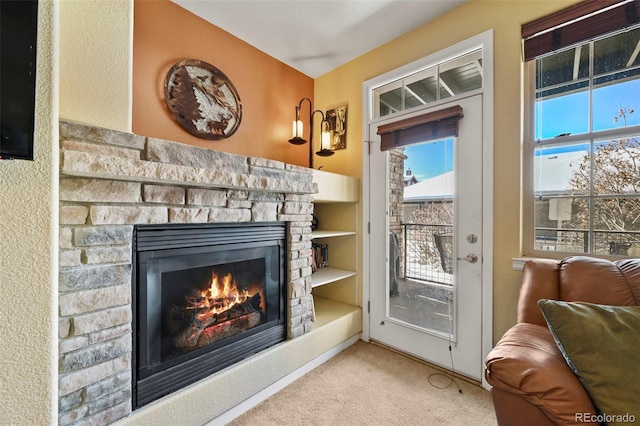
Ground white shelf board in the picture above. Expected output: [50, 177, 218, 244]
[313, 296, 362, 328]
[312, 170, 359, 203]
[312, 230, 356, 239]
[311, 267, 357, 288]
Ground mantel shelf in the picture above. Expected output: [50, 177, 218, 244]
[311, 267, 357, 288]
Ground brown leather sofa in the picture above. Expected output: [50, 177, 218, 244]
[485, 256, 640, 425]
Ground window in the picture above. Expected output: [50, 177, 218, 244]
[524, 1, 640, 256]
[372, 49, 482, 119]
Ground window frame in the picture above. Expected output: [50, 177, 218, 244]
[523, 28, 640, 258]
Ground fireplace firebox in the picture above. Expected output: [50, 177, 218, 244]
[132, 222, 287, 408]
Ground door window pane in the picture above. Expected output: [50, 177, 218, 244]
[404, 67, 437, 109]
[440, 52, 483, 98]
[373, 80, 402, 117]
[388, 139, 454, 335]
[373, 50, 483, 119]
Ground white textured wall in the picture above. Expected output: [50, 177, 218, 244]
[59, 0, 133, 132]
[0, 0, 134, 422]
[0, 1, 59, 424]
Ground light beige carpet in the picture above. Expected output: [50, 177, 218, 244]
[229, 340, 497, 425]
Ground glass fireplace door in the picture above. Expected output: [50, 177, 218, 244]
[132, 223, 286, 408]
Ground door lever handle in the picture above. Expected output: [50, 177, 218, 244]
[457, 254, 478, 263]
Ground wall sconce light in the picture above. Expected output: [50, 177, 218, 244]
[288, 97, 334, 168]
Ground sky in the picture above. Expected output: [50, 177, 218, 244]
[404, 79, 640, 181]
[404, 138, 453, 181]
[537, 78, 640, 139]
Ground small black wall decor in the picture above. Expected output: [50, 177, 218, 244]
[165, 59, 242, 140]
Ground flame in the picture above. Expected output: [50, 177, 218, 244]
[192, 271, 251, 320]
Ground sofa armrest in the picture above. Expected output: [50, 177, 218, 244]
[518, 259, 560, 325]
[490, 388, 555, 426]
[485, 323, 596, 424]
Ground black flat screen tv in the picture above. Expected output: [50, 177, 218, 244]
[0, 0, 38, 161]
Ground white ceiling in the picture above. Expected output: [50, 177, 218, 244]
[172, 0, 468, 78]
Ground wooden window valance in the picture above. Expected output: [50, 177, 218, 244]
[522, 0, 640, 62]
[377, 105, 463, 152]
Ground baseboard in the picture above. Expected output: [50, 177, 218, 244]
[208, 333, 361, 425]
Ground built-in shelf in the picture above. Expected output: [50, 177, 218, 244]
[311, 230, 356, 239]
[312, 170, 358, 203]
[310, 170, 359, 312]
[311, 267, 357, 288]
[312, 296, 362, 327]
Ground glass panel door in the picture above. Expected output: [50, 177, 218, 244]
[369, 95, 483, 380]
[388, 139, 455, 336]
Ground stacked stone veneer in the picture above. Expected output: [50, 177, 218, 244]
[389, 148, 406, 276]
[57, 121, 316, 425]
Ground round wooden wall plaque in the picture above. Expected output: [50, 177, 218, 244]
[165, 59, 242, 140]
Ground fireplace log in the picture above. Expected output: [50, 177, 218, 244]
[196, 311, 262, 347]
[176, 324, 202, 348]
[175, 293, 263, 350]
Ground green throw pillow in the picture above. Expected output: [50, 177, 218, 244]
[538, 300, 640, 426]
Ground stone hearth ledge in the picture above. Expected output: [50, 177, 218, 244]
[61, 150, 316, 194]
[59, 120, 317, 195]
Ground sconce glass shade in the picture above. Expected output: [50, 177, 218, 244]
[293, 120, 303, 138]
[321, 130, 331, 149]
[316, 123, 334, 157]
[288, 119, 307, 145]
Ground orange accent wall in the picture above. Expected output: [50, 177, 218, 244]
[133, 0, 313, 167]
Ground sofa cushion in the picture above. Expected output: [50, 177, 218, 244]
[484, 323, 596, 424]
[538, 300, 640, 425]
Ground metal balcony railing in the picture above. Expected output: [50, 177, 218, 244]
[399, 223, 453, 286]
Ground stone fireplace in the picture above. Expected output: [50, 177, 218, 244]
[58, 121, 316, 425]
[132, 221, 287, 408]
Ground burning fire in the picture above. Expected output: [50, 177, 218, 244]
[185, 271, 256, 321]
[176, 269, 265, 350]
